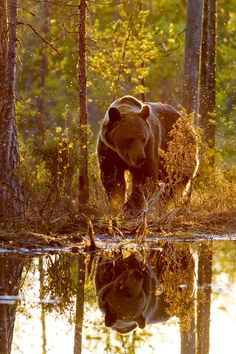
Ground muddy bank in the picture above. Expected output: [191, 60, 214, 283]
[0, 208, 235, 253]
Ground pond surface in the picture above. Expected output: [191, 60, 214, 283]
[0, 236, 236, 354]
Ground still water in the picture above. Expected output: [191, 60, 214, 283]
[0, 237, 236, 354]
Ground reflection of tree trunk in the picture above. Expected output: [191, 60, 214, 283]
[180, 317, 196, 354]
[39, 258, 47, 354]
[74, 254, 86, 354]
[131, 330, 138, 354]
[0, 256, 24, 354]
[197, 243, 213, 354]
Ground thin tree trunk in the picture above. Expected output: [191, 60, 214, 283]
[199, 0, 208, 130]
[183, 0, 203, 120]
[78, 0, 89, 205]
[199, 0, 216, 149]
[0, 0, 25, 217]
[74, 254, 86, 354]
[197, 243, 213, 354]
[181, 317, 196, 354]
[138, 1, 146, 102]
[35, 2, 50, 147]
[39, 258, 47, 354]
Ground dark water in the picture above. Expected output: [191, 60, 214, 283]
[0, 236, 236, 354]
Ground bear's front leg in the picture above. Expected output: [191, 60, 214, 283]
[123, 184, 146, 216]
[124, 166, 157, 215]
[97, 140, 126, 211]
[101, 167, 126, 211]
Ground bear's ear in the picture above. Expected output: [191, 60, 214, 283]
[136, 314, 146, 329]
[140, 105, 150, 120]
[105, 310, 117, 327]
[108, 107, 121, 124]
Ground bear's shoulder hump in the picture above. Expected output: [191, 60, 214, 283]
[112, 95, 142, 110]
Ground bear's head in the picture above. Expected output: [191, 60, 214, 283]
[102, 104, 151, 168]
[97, 268, 148, 334]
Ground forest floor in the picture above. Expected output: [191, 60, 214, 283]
[0, 206, 235, 253]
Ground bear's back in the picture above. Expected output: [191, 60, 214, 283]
[147, 102, 180, 128]
[147, 102, 180, 150]
[111, 95, 143, 113]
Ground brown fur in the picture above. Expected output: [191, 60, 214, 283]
[97, 95, 195, 213]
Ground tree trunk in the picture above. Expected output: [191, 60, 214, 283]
[180, 4, 204, 352]
[199, 0, 217, 149]
[78, 0, 89, 205]
[183, 0, 203, 119]
[0, 0, 25, 218]
[180, 317, 196, 354]
[35, 1, 50, 147]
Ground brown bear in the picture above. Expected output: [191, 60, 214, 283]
[97, 95, 198, 213]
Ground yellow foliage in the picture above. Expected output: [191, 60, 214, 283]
[159, 109, 199, 195]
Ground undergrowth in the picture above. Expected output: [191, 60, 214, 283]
[12, 110, 236, 236]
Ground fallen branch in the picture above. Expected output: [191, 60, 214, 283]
[145, 183, 166, 216]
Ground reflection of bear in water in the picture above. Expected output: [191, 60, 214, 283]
[97, 95, 198, 213]
[95, 244, 194, 334]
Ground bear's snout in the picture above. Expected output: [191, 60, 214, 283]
[135, 156, 146, 167]
[124, 151, 146, 168]
[132, 269, 143, 280]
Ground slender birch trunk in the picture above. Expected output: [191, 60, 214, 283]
[77, 0, 89, 205]
[73, 254, 86, 354]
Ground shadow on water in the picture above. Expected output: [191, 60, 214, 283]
[0, 236, 236, 354]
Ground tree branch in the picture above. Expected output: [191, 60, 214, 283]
[30, 0, 78, 7]
[17, 21, 60, 55]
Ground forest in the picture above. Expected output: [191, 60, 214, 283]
[0, 0, 236, 247]
[1, 2, 236, 354]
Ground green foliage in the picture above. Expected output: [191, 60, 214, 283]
[17, 0, 77, 136]
[88, 8, 158, 105]
[17, 0, 186, 134]
[88, 3, 185, 108]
